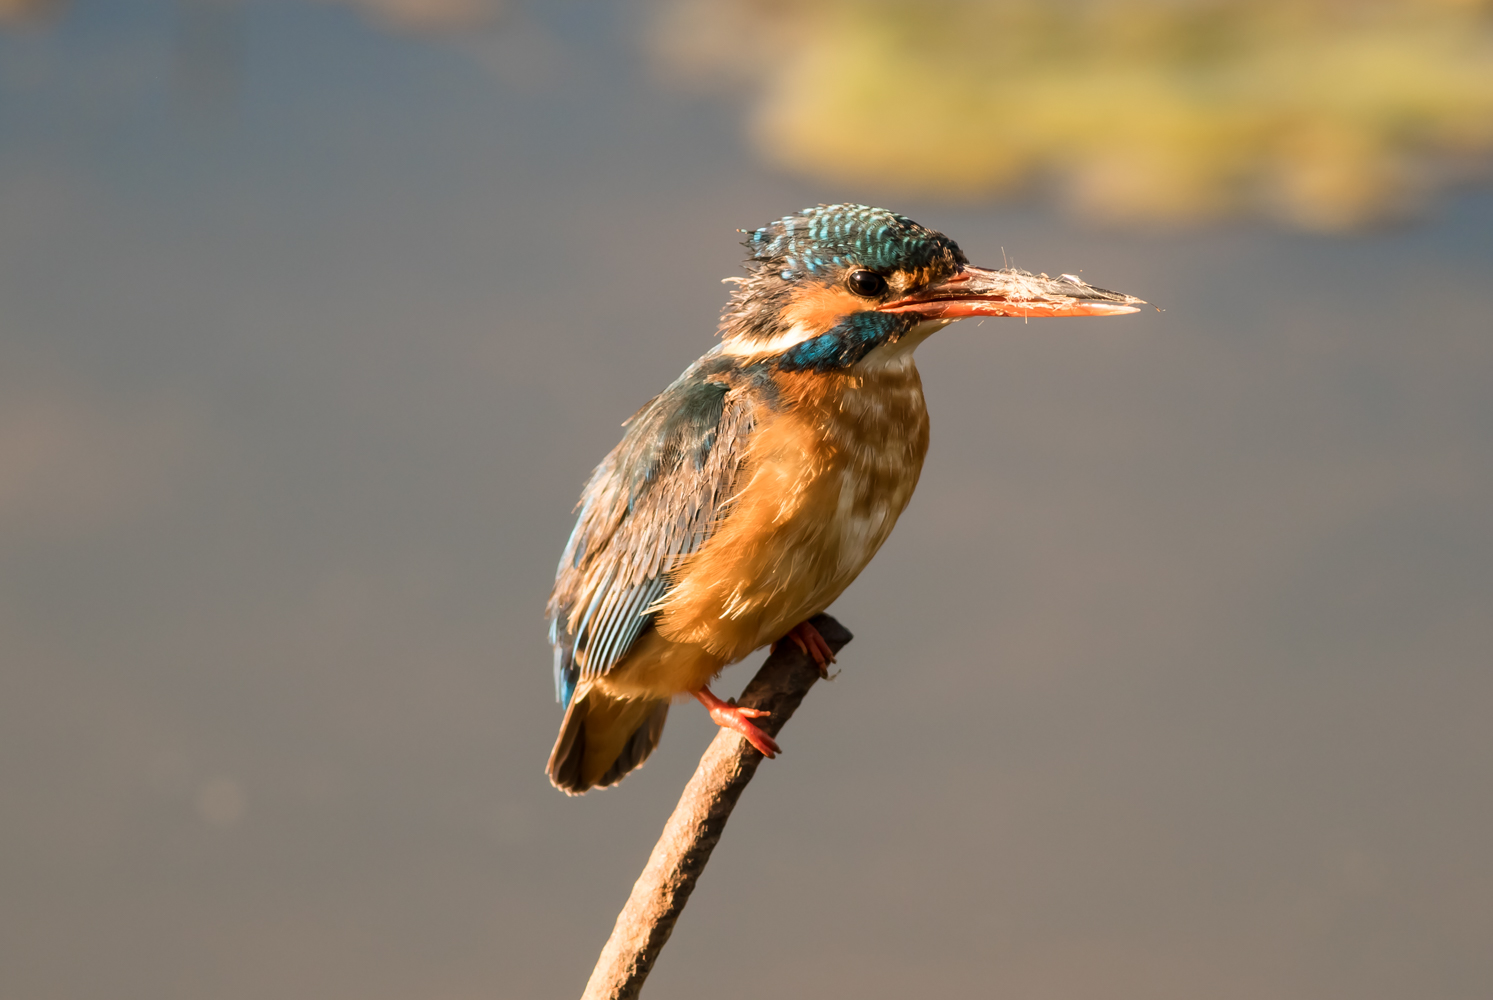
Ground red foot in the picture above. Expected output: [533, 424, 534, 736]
[695, 687, 780, 758]
[775, 619, 836, 678]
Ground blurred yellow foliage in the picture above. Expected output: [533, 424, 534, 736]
[655, 0, 1493, 230]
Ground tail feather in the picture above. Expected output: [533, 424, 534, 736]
[547, 685, 668, 795]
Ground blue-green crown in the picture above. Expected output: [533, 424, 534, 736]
[745, 203, 965, 279]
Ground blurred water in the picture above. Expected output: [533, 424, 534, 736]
[1, 3, 1490, 999]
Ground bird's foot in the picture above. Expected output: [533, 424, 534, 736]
[694, 687, 779, 758]
[775, 619, 837, 678]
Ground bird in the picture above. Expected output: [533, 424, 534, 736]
[546, 204, 1142, 794]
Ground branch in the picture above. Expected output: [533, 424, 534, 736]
[580, 613, 854, 1000]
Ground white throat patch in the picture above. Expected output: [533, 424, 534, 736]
[851, 318, 951, 371]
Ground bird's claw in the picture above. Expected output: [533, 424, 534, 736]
[694, 688, 781, 758]
[777, 620, 837, 678]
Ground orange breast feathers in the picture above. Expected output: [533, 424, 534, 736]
[655, 362, 930, 661]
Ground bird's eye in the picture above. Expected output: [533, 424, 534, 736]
[846, 269, 887, 297]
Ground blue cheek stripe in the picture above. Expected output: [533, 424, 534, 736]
[776, 311, 915, 372]
[783, 333, 840, 366]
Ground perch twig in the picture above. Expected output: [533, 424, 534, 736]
[580, 613, 853, 1000]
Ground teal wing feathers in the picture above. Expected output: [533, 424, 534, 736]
[548, 354, 754, 707]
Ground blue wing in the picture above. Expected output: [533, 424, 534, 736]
[548, 352, 754, 708]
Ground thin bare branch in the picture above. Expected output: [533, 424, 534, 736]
[580, 613, 853, 1000]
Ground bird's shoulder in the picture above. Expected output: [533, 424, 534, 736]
[576, 347, 778, 546]
[547, 349, 778, 693]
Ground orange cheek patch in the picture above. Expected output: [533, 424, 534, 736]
[780, 284, 870, 334]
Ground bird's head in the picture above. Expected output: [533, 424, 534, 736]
[718, 204, 1143, 371]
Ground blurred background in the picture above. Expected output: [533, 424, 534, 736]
[1, 1, 1490, 998]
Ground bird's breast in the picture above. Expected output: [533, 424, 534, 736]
[656, 357, 930, 660]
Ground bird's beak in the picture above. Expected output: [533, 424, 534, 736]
[879, 265, 1144, 319]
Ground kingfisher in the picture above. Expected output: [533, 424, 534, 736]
[546, 204, 1142, 794]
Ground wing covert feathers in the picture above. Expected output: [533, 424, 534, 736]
[548, 356, 755, 700]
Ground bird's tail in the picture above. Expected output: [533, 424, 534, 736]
[546, 685, 668, 795]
